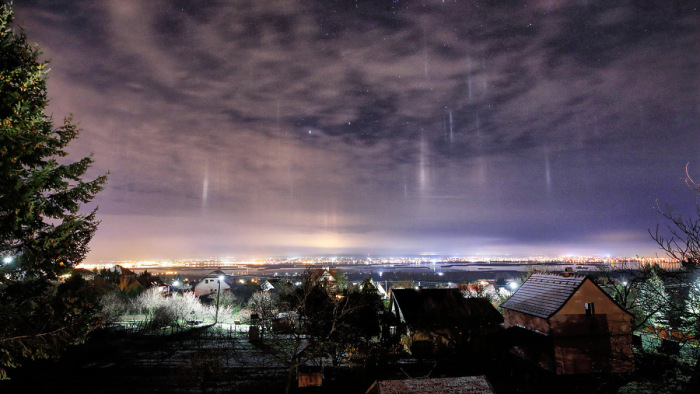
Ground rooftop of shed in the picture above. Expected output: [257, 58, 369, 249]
[373, 375, 495, 394]
[501, 274, 587, 319]
[392, 288, 503, 329]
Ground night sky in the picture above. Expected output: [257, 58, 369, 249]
[14, 1, 700, 261]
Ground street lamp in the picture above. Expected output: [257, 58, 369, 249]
[2, 256, 12, 265]
[215, 275, 224, 324]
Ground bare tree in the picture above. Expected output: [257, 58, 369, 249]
[647, 165, 700, 392]
[99, 290, 129, 325]
[651, 164, 700, 267]
[248, 291, 278, 339]
[597, 264, 676, 331]
[132, 287, 166, 326]
[170, 292, 207, 325]
[253, 277, 362, 394]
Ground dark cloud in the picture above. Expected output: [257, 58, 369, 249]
[12, 0, 700, 260]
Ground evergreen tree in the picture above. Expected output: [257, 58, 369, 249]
[637, 268, 670, 327]
[682, 283, 700, 335]
[0, 4, 106, 378]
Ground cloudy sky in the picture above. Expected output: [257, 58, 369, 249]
[14, 0, 700, 261]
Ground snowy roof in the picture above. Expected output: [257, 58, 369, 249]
[196, 270, 235, 288]
[206, 269, 228, 277]
[501, 274, 587, 319]
[373, 376, 494, 394]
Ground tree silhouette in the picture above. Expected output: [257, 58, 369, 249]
[0, 4, 106, 378]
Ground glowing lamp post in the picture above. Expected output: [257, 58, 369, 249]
[2, 256, 12, 265]
[215, 275, 224, 324]
[508, 281, 518, 294]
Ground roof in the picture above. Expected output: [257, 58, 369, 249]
[110, 265, 136, 276]
[372, 376, 495, 394]
[501, 274, 586, 319]
[72, 268, 95, 277]
[206, 269, 228, 277]
[310, 268, 338, 281]
[196, 271, 235, 288]
[391, 288, 503, 329]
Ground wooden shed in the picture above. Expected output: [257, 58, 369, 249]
[501, 273, 634, 374]
[390, 288, 503, 356]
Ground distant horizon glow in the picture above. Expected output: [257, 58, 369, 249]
[77, 254, 678, 271]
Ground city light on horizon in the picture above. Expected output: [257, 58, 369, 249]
[76, 254, 679, 273]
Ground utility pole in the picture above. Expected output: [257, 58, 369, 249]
[215, 275, 224, 324]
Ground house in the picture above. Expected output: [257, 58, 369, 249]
[459, 281, 499, 300]
[366, 375, 495, 394]
[271, 311, 299, 333]
[109, 265, 137, 277]
[72, 268, 96, 280]
[360, 278, 389, 299]
[193, 269, 234, 297]
[260, 279, 276, 292]
[501, 273, 634, 374]
[389, 288, 503, 356]
[375, 280, 389, 299]
[308, 266, 342, 294]
[102, 265, 143, 295]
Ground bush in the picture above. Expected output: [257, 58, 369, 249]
[148, 305, 179, 330]
[99, 291, 129, 324]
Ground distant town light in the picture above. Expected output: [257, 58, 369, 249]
[509, 282, 518, 290]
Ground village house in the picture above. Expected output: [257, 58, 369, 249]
[260, 279, 276, 292]
[309, 266, 342, 294]
[94, 265, 147, 295]
[70, 267, 96, 281]
[389, 288, 503, 356]
[501, 273, 634, 374]
[360, 277, 389, 299]
[193, 269, 234, 297]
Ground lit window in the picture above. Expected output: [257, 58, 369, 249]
[585, 302, 595, 317]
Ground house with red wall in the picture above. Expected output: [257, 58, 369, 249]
[501, 273, 634, 374]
